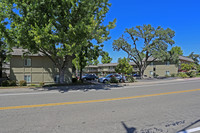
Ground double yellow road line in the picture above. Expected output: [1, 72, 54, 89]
[1, 88, 200, 111]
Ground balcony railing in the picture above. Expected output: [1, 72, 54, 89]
[84, 69, 98, 72]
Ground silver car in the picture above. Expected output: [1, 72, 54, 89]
[98, 74, 123, 83]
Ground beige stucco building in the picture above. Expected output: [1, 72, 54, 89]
[9, 48, 72, 84]
[84, 56, 194, 78]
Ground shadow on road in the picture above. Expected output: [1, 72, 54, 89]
[29, 83, 123, 93]
[121, 121, 137, 133]
[177, 119, 200, 132]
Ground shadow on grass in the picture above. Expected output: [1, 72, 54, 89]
[29, 82, 123, 93]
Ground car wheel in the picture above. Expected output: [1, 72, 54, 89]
[103, 80, 108, 83]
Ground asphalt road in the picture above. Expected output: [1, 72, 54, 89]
[0, 79, 200, 133]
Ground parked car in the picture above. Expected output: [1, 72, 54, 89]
[98, 74, 123, 83]
[133, 74, 141, 79]
[82, 74, 98, 80]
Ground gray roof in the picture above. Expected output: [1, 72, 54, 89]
[86, 62, 136, 67]
[98, 63, 118, 67]
[145, 56, 194, 62]
[11, 48, 44, 56]
[179, 56, 194, 62]
[86, 65, 99, 68]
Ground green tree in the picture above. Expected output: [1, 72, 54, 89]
[87, 59, 99, 66]
[101, 51, 112, 64]
[0, 40, 6, 78]
[188, 52, 200, 65]
[0, 3, 10, 78]
[115, 57, 133, 82]
[113, 24, 175, 78]
[73, 43, 101, 80]
[3, 0, 116, 83]
[170, 46, 183, 55]
[196, 65, 200, 73]
[181, 63, 195, 72]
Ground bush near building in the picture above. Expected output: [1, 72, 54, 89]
[177, 72, 189, 78]
[8, 80, 17, 86]
[186, 71, 196, 78]
[126, 75, 135, 83]
[171, 73, 176, 77]
[1, 80, 9, 87]
[19, 80, 27, 86]
[1, 80, 17, 87]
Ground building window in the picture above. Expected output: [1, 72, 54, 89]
[150, 62, 154, 66]
[166, 71, 170, 76]
[166, 61, 170, 65]
[24, 75, 31, 83]
[150, 71, 153, 76]
[24, 58, 31, 66]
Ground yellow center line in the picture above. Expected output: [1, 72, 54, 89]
[1, 88, 200, 111]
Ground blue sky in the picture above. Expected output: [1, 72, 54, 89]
[101, 0, 200, 63]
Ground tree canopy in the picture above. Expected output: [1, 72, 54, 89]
[0, 3, 9, 78]
[188, 52, 200, 65]
[73, 43, 102, 79]
[3, 0, 116, 83]
[115, 57, 133, 75]
[170, 46, 183, 56]
[113, 24, 175, 78]
[101, 51, 112, 64]
[181, 63, 196, 72]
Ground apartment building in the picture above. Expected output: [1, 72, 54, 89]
[84, 56, 194, 78]
[9, 48, 72, 84]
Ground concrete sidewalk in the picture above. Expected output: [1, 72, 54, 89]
[122, 77, 200, 86]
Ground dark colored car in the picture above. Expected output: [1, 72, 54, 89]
[82, 74, 98, 80]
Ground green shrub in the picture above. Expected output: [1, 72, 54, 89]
[197, 73, 200, 77]
[1, 80, 9, 87]
[126, 75, 135, 83]
[171, 73, 176, 77]
[29, 84, 37, 87]
[110, 77, 118, 83]
[39, 82, 45, 87]
[19, 80, 27, 86]
[155, 74, 159, 78]
[186, 71, 196, 78]
[8, 80, 17, 86]
[165, 74, 170, 78]
[72, 78, 78, 83]
[177, 72, 189, 78]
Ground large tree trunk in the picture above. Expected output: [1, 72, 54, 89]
[0, 60, 2, 78]
[0, 51, 2, 78]
[79, 68, 83, 81]
[138, 67, 145, 79]
[59, 67, 66, 84]
[141, 69, 145, 79]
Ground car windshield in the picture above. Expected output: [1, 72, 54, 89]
[105, 74, 112, 78]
